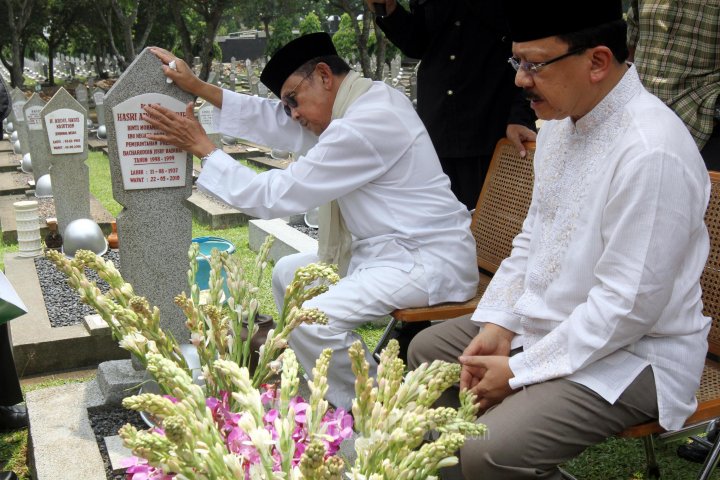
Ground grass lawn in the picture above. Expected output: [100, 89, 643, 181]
[1, 151, 716, 479]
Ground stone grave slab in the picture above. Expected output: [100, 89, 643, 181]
[246, 154, 292, 171]
[0, 193, 114, 243]
[6, 253, 128, 375]
[249, 218, 317, 263]
[41, 87, 91, 234]
[105, 435, 132, 475]
[105, 48, 194, 342]
[26, 380, 106, 480]
[88, 137, 108, 151]
[0, 151, 19, 172]
[0, 170, 32, 196]
[185, 188, 250, 229]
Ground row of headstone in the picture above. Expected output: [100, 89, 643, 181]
[6, 83, 91, 236]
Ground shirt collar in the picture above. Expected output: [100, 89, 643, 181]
[574, 64, 642, 135]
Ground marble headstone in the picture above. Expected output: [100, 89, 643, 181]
[23, 94, 49, 183]
[75, 84, 89, 114]
[40, 88, 91, 233]
[11, 88, 29, 156]
[197, 101, 222, 149]
[92, 88, 106, 127]
[104, 48, 194, 342]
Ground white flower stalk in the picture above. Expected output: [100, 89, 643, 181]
[299, 439, 344, 480]
[251, 307, 328, 386]
[279, 351, 300, 416]
[121, 353, 238, 479]
[348, 339, 485, 479]
[307, 348, 332, 435]
[278, 263, 340, 331]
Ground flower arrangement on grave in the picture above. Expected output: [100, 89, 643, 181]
[46, 238, 485, 479]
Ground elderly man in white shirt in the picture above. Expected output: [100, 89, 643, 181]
[408, 1, 711, 478]
[140, 33, 478, 411]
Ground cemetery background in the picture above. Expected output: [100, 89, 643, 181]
[0, 103, 713, 480]
[0, 0, 707, 477]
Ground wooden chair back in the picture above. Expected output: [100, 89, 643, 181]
[473, 138, 536, 274]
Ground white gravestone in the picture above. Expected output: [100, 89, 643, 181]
[40, 88, 91, 234]
[23, 94, 50, 183]
[197, 101, 221, 149]
[11, 88, 29, 156]
[93, 88, 106, 127]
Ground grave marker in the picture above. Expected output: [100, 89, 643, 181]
[23, 94, 49, 183]
[197, 101, 221, 149]
[11, 89, 29, 156]
[40, 88, 91, 234]
[75, 84, 89, 113]
[92, 88, 106, 127]
[105, 48, 194, 342]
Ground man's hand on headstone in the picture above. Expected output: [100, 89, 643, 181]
[459, 355, 516, 412]
[149, 47, 201, 96]
[142, 102, 216, 158]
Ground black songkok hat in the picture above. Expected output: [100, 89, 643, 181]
[505, 1, 623, 42]
[260, 32, 338, 98]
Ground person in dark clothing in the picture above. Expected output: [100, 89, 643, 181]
[368, 0, 537, 209]
[0, 75, 27, 480]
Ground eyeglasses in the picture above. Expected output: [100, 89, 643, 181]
[282, 70, 314, 116]
[508, 48, 586, 74]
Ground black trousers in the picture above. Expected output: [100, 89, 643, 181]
[439, 154, 492, 211]
[0, 322, 23, 406]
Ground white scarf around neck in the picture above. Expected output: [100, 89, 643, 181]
[317, 71, 373, 276]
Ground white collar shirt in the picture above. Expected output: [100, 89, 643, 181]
[473, 66, 711, 430]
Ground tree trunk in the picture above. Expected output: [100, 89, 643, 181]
[373, 23, 386, 81]
[47, 42, 55, 86]
[169, 0, 193, 63]
[4, 0, 37, 89]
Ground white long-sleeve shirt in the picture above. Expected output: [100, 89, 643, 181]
[473, 66, 711, 430]
[197, 84, 478, 305]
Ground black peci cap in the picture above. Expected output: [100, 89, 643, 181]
[505, 0, 623, 42]
[260, 32, 338, 98]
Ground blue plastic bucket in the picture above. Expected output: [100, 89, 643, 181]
[191, 236, 236, 295]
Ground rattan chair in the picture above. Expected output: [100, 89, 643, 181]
[372, 138, 536, 360]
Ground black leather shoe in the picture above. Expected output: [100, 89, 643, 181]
[0, 404, 28, 431]
[0, 471, 19, 480]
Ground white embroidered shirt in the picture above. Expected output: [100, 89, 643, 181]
[473, 66, 711, 430]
